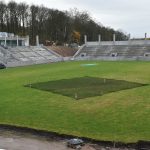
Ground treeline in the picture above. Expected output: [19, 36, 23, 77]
[0, 1, 128, 45]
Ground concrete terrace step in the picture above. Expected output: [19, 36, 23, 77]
[75, 44, 150, 59]
[0, 46, 62, 67]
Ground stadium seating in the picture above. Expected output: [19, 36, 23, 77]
[74, 44, 150, 60]
[1, 40, 150, 67]
[0, 46, 62, 67]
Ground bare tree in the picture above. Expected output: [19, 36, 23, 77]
[17, 3, 29, 35]
[29, 5, 39, 44]
[0, 1, 7, 31]
[7, 1, 18, 33]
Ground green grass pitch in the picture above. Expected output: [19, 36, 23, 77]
[0, 61, 150, 142]
[26, 76, 146, 99]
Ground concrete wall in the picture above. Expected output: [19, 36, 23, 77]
[74, 56, 150, 61]
[86, 40, 150, 46]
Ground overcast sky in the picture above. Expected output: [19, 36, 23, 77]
[4, 0, 150, 38]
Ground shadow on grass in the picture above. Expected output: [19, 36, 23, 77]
[25, 76, 147, 99]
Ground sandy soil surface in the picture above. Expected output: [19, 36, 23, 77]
[0, 128, 136, 150]
[0, 129, 70, 150]
[0, 128, 96, 150]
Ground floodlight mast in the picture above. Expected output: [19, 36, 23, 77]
[84, 35, 87, 44]
[98, 34, 101, 45]
[113, 34, 116, 45]
[36, 35, 39, 46]
[145, 33, 147, 40]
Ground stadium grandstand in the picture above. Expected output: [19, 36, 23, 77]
[0, 45, 63, 67]
[0, 33, 63, 67]
[73, 34, 150, 61]
[0, 32, 150, 68]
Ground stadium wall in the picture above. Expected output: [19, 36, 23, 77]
[86, 40, 150, 46]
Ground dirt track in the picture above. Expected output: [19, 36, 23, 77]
[0, 129, 70, 150]
[0, 128, 98, 150]
[0, 127, 144, 150]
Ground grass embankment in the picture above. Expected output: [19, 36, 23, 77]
[0, 61, 149, 142]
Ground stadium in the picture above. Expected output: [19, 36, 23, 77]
[0, 31, 150, 149]
[0, 0, 150, 149]
[0, 33, 150, 67]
